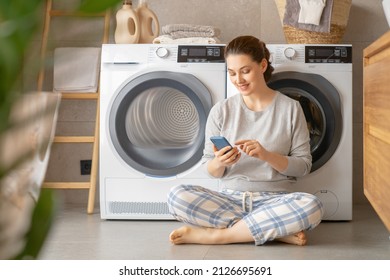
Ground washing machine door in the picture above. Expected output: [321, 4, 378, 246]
[268, 71, 342, 172]
[109, 71, 212, 177]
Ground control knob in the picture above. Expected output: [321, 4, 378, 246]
[156, 47, 169, 58]
[284, 47, 296, 60]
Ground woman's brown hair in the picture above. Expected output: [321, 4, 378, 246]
[224, 35, 274, 82]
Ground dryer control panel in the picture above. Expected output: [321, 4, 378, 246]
[177, 45, 225, 63]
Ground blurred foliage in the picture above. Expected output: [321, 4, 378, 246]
[0, 0, 121, 260]
[0, 0, 122, 133]
[14, 189, 57, 260]
[0, 0, 45, 133]
[79, 0, 122, 13]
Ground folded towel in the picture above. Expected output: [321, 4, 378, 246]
[162, 24, 221, 39]
[283, 0, 333, 33]
[153, 35, 220, 44]
[298, 0, 326, 25]
[53, 47, 100, 93]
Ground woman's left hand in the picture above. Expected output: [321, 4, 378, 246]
[235, 139, 268, 161]
[235, 139, 289, 172]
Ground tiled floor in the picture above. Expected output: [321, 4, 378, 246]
[39, 203, 390, 260]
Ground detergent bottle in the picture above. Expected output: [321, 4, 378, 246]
[136, 0, 160, 43]
[114, 0, 140, 44]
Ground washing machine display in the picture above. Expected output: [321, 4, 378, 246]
[100, 44, 226, 219]
[226, 44, 352, 221]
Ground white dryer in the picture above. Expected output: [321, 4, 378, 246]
[227, 44, 353, 220]
[100, 44, 226, 219]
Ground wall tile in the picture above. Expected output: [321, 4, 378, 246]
[343, 2, 389, 43]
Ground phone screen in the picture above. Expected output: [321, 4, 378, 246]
[210, 136, 232, 151]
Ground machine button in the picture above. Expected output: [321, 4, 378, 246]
[156, 47, 169, 58]
[284, 47, 296, 60]
[180, 48, 188, 56]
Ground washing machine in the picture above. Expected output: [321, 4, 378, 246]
[227, 44, 352, 220]
[100, 44, 226, 219]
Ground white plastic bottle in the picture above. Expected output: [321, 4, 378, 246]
[114, 0, 140, 44]
[136, 0, 160, 43]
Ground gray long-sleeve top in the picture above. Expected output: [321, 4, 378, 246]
[202, 91, 312, 192]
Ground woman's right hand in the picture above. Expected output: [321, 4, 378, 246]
[212, 145, 241, 167]
[207, 145, 241, 178]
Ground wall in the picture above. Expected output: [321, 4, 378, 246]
[25, 0, 390, 209]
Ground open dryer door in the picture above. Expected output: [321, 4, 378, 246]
[109, 71, 212, 177]
[268, 71, 343, 172]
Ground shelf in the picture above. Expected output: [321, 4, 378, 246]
[53, 136, 95, 143]
[60, 93, 99, 100]
[43, 182, 91, 189]
[38, 0, 110, 214]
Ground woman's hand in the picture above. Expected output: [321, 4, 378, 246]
[235, 139, 288, 172]
[207, 144, 241, 178]
[235, 139, 268, 160]
[213, 145, 241, 167]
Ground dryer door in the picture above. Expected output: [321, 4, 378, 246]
[268, 71, 342, 172]
[109, 71, 212, 177]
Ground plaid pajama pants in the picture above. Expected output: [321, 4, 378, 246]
[167, 184, 324, 245]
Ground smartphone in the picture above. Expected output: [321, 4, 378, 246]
[210, 136, 232, 151]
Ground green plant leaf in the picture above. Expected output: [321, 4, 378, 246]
[14, 189, 57, 260]
[79, 0, 122, 13]
[0, 0, 44, 134]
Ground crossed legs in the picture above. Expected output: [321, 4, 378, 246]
[167, 185, 322, 246]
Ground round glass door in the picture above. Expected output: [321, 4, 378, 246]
[109, 71, 212, 177]
[268, 71, 342, 172]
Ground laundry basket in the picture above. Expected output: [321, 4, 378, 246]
[274, 0, 352, 44]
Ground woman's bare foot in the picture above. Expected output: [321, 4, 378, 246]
[169, 226, 224, 245]
[170, 220, 255, 245]
[275, 231, 307, 246]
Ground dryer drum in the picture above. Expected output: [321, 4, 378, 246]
[125, 86, 200, 148]
[109, 71, 212, 177]
[268, 71, 342, 172]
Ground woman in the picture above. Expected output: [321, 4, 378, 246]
[167, 35, 324, 246]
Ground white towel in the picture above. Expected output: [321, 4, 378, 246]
[53, 47, 100, 93]
[284, 0, 333, 33]
[153, 35, 220, 44]
[162, 24, 221, 39]
[298, 0, 327, 26]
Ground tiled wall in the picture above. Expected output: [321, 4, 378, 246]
[25, 0, 390, 207]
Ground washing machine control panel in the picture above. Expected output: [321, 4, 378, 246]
[177, 45, 225, 63]
[305, 46, 352, 64]
[269, 45, 352, 65]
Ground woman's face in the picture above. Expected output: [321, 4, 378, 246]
[226, 53, 266, 96]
